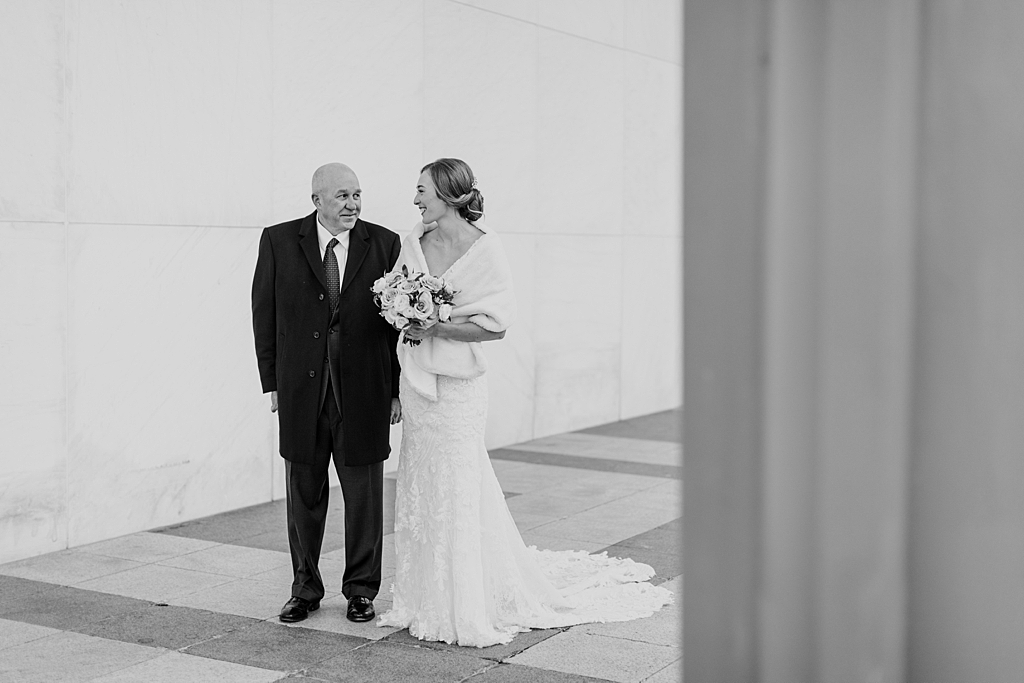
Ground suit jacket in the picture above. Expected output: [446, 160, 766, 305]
[252, 212, 401, 466]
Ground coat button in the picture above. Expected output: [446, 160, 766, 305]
[313, 331, 320, 339]
[319, 293, 324, 301]
[308, 370, 315, 377]
[329, 328, 335, 335]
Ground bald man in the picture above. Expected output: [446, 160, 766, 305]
[252, 163, 402, 624]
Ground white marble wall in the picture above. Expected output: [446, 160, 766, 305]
[0, 0, 682, 563]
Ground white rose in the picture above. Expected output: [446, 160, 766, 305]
[412, 291, 436, 320]
[437, 303, 453, 322]
[422, 275, 444, 293]
[394, 293, 414, 316]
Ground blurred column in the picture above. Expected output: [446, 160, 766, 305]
[686, 0, 921, 681]
[908, 3, 1024, 681]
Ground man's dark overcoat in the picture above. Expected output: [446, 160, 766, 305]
[252, 212, 401, 465]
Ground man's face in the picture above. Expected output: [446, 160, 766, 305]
[314, 171, 361, 231]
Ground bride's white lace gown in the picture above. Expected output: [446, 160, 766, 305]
[376, 373, 674, 648]
[376, 222, 672, 647]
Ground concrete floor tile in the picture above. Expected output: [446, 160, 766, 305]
[528, 517, 637, 547]
[612, 526, 682, 555]
[570, 471, 667, 493]
[512, 433, 682, 467]
[181, 620, 365, 672]
[466, 662, 612, 682]
[576, 409, 682, 444]
[0, 630, 162, 682]
[642, 657, 682, 683]
[0, 574, 60, 601]
[0, 549, 143, 586]
[78, 602, 259, 650]
[0, 584, 150, 631]
[578, 587, 679, 647]
[75, 562, 235, 603]
[308, 639, 492, 682]
[158, 543, 292, 578]
[169, 577, 320, 620]
[490, 463, 590, 494]
[0, 617, 62, 650]
[509, 510, 560, 531]
[78, 532, 219, 563]
[384, 625, 564, 662]
[505, 492, 611, 519]
[508, 629, 680, 683]
[90, 650, 286, 682]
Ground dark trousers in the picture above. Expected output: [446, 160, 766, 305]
[285, 379, 383, 603]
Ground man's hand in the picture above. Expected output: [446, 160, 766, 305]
[270, 391, 278, 413]
[390, 398, 402, 424]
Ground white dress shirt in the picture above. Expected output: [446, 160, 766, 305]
[316, 217, 350, 290]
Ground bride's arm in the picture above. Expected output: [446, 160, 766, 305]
[404, 320, 505, 343]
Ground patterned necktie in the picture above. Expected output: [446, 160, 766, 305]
[324, 238, 340, 311]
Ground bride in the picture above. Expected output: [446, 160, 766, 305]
[375, 158, 672, 647]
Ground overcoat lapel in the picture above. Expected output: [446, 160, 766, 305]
[298, 212, 327, 291]
[341, 219, 370, 295]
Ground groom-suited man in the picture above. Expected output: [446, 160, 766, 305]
[252, 163, 401, 623]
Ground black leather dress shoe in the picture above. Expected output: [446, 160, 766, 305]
[347, 596, 375, 622]
[279, 596, 319, 623]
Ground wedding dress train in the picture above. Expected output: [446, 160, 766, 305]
[376, 373, 674, 648]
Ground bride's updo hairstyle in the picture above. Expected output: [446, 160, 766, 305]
[421, 158, 484, 223]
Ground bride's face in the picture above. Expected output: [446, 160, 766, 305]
[414, 172, 450, 225]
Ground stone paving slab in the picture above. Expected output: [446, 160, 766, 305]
[0, 583, 152, 632]
[0, 548, 143, 586]
[284, 594, 397, 641]
[75, 561, 236, 603]
[77, 602, 259, 650]
[0, 630, 163, 683]
[77, 532, 219, 563]
[307, 639, 493, 682]
[577, 409, 682, 444]
[510, 433, 682, 467]
[0, 617, 62, 651]
[489, 448, 681, 480]
[508, 629, 681, 683]
[181, 620, 366, 672]
[157, 542, 292, 579]
[643, 659, 682, 683]
[383, 625, 564, 662]
[465, 662, 614, 682]
[89, 649, 285, 683]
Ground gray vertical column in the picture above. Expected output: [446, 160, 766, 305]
[684, 1, 768, 681]
[686, 1, 921, 680]
[909, 3, 1024, 681]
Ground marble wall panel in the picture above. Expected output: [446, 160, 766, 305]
[452, 0, 539, 24]
[423, 0, 538, 235]
[538, 0, 625, 47]
[0, 223, 68, 562]
[536, 30, 624, 236]
[66, 225, 274, 545]
[620, 235, 682, 419]
[67, 0, 273, 227]
[624, 54, 683, 237]
[484, 233, 537, 448]
[270, 0, 424, 235]
[533, 235, 622, 437]
[0, 0, 66, 222]
[625, 0, 684, 64]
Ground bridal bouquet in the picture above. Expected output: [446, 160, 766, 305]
[372, 264, 457, 346]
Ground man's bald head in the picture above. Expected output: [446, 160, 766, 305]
[311, 163, 361, 234]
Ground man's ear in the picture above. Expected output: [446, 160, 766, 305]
[311, 194, 320, 208]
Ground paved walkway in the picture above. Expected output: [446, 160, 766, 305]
[0, 410, 682, 682]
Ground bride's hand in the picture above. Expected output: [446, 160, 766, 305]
[404, 321, 442, 342]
